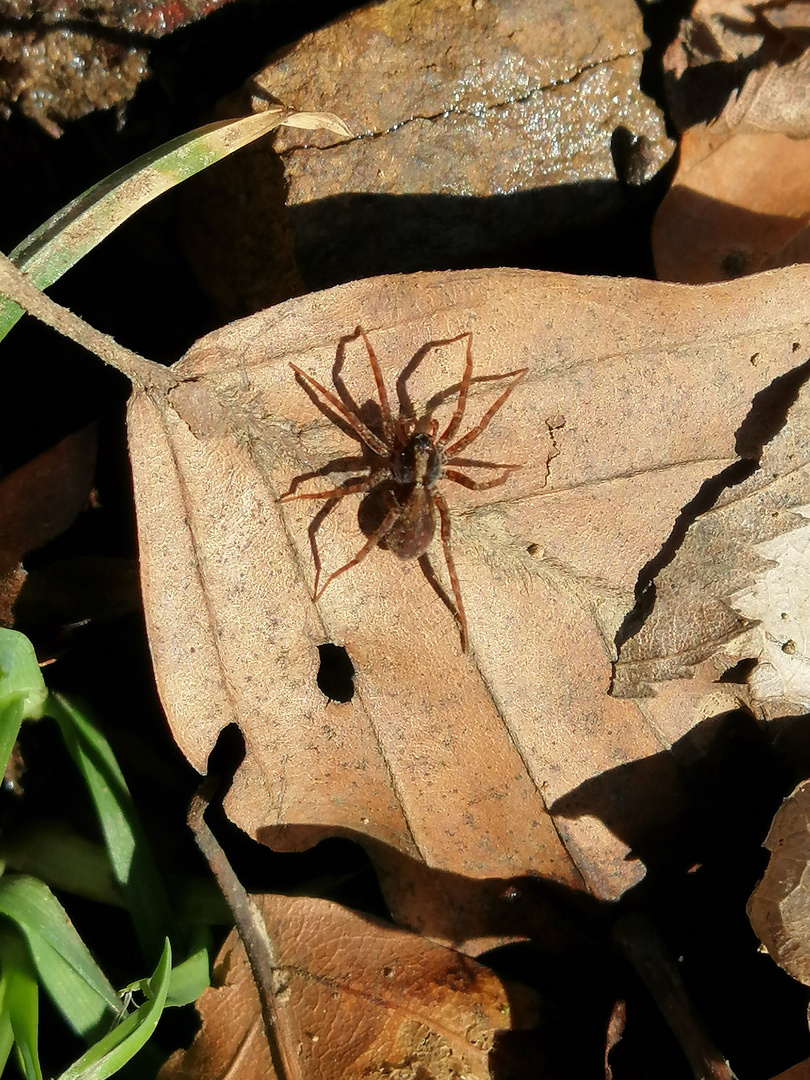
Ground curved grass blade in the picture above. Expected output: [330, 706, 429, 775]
[0, 925, 43, 1080]
[55, 940, 171, 1080]
[47, 694, 173, 965]
[0, 876, 118, 1040]
[0, 109, 350, 340]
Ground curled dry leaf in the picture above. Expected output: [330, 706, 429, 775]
[158, 894, 540, 1080]
[654, 0, 810, 283]
[748, 779, 810, 986]
[127, 267, 810, 904]
[615, 368, 810, 718]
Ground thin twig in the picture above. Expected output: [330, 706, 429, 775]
[614, 911, 738, 1080]
[188, 780, 301, 1080]
[0, 250, 177, 393]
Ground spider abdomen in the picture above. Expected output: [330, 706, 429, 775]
[386, 485, 436, 560]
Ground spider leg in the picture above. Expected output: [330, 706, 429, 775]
[446, 456, 523, 469]
[314, 502, 400, 600]
[437, 332, 474, 446]
[279, 478, 375, 502]
[444, 467, 522, 491]
[357, 328, 396, 445]
[443, 367, 528, 457]
[307, 497, 338, 597]
[290, 363, 389, 457]
[432, 489, 468, 652]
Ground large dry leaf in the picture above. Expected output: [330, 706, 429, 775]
[159, 894, 540, 1080]
[748, 779, 810, 987]
[128, 266, 810, 902]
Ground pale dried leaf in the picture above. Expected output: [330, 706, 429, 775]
[159, 894, 539, 1080]
[748, 779, 810, 986]
[128, 266, 810, 904]
[731, 511, 810, 714]
[279, 110, 351, 138]
[615, 372, 810, 718]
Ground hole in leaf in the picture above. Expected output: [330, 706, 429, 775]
[317, 644, 355, 703]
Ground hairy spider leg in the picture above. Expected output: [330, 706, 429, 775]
[444, 467, 521, 491]
[313, 499, 401, 600]
[443, 367, 528, 457]
[289, 363, 388, 457]
[436, 332, 474, 446]
[357, 328, 397, 445]
[432, 488, 468, 652]
[280, 478, 375, 503]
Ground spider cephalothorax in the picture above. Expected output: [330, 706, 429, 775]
[281, 328, 527, 651]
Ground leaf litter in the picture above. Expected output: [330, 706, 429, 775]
[653, 0, 810, 283]
[6, 241, 810, 1071]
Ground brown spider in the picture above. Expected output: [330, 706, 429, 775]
[281, 328, 527, 651]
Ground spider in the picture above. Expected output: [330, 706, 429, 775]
[281, 327, 527, 651]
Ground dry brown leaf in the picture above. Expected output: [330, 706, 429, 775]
[159, 893, 540, 1080]
[748, 779, 810, 986]
[770, 1058, 810, 1080]
[615, 367, 810, 714]
[0, 426, 96, 624]
[127, 266, 810, 904]
[653, 1, 810, 283]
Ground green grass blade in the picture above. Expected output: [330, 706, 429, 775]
[165, 933, 210, 1007]
[0, 924, 44, 1080]
[0, 629, 47, 780]
[0, 108, 350, 340]
[55, 940, 171, 1080]
[0, 821, 123, 908]
[0, 876, 118, 1039]
[0, 970, 15, 1076]
[47, 694, 173, 964]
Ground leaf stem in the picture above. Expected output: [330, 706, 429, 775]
[0, 251, 176, 393]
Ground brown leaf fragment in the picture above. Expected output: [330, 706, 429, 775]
[128, 265, 810, 902]
[13, 556, 141, 631]
[770, 1058, 810, 1080]
[0, 426, 96, 625]
[654, 1, 810, 282]
[748, 779, 810, 986]
[604, 999, 626, 1080]
[615, 371, 810, 717]
[159, 894, 541, 1080]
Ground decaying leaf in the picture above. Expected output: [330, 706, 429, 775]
[748, 779, 810, 986]
[615, 368, 810, 717]
[653, 0, 810, 282]
[0, 426, 96, 625]
[126, 265, 810, 903]
[159, 893, 540, 1080]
